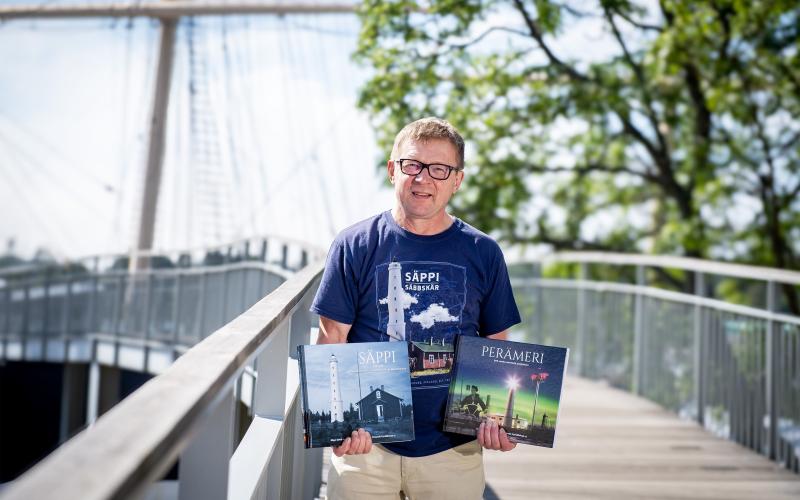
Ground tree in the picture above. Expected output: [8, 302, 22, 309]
[354, 1, 800, 308]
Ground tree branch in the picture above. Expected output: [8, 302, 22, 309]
[604, 7, 671, 160]
[526, 162, 661, 184]
[611, 5, 663, 32]
[440, 26, 532, 53]
[511, 0, 590, 82]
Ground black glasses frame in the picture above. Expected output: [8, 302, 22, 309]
[395, 159, 461, 180]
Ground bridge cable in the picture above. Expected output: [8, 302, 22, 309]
[0, 145, 71, 254]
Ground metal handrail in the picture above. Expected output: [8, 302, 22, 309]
[507, 249, 800, 286]
[0, 235, 324, 278]
[514, 278, 800, 326]
[510, 252, 800, 474]
[1, 260, 325, 499]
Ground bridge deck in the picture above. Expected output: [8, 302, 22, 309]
[483, 376, 800, 499]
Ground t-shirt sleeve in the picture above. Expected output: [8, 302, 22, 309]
[310, 238, 358, 325]
[478, 245, 522, 336]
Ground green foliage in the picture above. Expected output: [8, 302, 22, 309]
[354, 0, 800, 280]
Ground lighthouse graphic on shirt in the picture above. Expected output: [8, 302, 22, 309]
[376, 260, 466, 387]
[386, 261, 407, 341]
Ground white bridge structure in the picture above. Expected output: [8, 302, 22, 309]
[1, 1, 799, 499]
[1, 249, 799, 499]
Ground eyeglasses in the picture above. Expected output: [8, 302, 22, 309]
[395, 159, 461, 180]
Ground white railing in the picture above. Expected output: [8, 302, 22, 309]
[510, 252, 800, 474]
[1, 261, 325, 499]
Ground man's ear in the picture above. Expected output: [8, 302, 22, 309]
[387, 159, 395, 184]
[454, 170, 464, 191]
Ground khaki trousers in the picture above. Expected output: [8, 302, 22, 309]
[327, 440, 485, 500]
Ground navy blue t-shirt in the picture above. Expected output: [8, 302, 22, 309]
[310, 211, 521, 457]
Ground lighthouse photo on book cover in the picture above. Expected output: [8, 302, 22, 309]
[299, 342, 414, 447]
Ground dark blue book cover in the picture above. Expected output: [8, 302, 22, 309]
[443, 336, 569, 448]
[297, 341, 414, 448]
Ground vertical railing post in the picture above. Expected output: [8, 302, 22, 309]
[87, 270, 99, 334]
[171, 272, 182, 355]
[576, 263, 588, 377]
[197, 271, 208, 340]
[143, 272, 154, 372]
[221, 268, 231, 324]
[254, 318, 291, 498]
[62, 275, 73, 361]
[113, 274, 125, 365]
[693, 271, 705, 425]
[21, 281, 29, 358]
[87, 356, 100, 426]
[2, 285, 11, 358]
[765, 281, 778, 460]
[633, 265, 646, 396]
[260, 239, 268, 262]
[178, 389, 236, 500]
[42, 272, 51, 356]
[281, 244, 289, 270]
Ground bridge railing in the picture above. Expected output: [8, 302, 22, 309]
[1, 260, 325, 500]
[0, 262, 292, 367]
[510, 252, 800, 474]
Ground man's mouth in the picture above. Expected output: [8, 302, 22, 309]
[411, 191, 432, 199]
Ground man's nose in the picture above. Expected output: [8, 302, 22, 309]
[414, 167, 432, 182]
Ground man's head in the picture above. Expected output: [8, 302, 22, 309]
[390, 117, 465, 169]
[470, 385, 479, 394]
[388, 117, 466, 226]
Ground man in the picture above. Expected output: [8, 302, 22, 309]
[311, 117, 520, 499]
[461, 385, 488, 417]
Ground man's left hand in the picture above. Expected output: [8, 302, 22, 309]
[477, 419, 516, 452]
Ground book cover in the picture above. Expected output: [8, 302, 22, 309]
[443, 335, 569, 448]
[297, 341, 414, 448]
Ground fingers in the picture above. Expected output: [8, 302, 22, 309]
[332, 437, 351, 457]
[352, 428, 367, 454]
[333, 429, 372, 456]
[478, 420, 515, 452]
[362, 429, 373, 454]
[499, 428, 517, 451]
[488, 421, 501, 449]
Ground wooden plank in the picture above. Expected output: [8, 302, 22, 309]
[483, 377, 800, 500]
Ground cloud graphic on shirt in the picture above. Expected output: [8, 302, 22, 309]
[410, 303, 458, 329]
[379, 289, 418, 310]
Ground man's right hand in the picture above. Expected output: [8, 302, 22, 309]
[332, 428, 373, 457]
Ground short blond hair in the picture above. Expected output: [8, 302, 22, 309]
[391, 117, 465, 168]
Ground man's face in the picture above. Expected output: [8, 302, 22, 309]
[388, 138, 463, 222]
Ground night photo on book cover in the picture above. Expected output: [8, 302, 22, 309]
[445, 336, 568, 448]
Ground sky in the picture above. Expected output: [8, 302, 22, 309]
[2, 0, 732, 264]
[0, 0, 395, 260]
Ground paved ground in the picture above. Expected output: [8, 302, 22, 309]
[483, 376, 800, 499]
[319, 376, 800, 499]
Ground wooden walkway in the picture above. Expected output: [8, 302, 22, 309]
[483, 376, 800, 499]
[318, 376, 800, 499]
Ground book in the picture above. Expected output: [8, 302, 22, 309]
[297, 341, 415, 448]
[443, 335, 569, 448]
